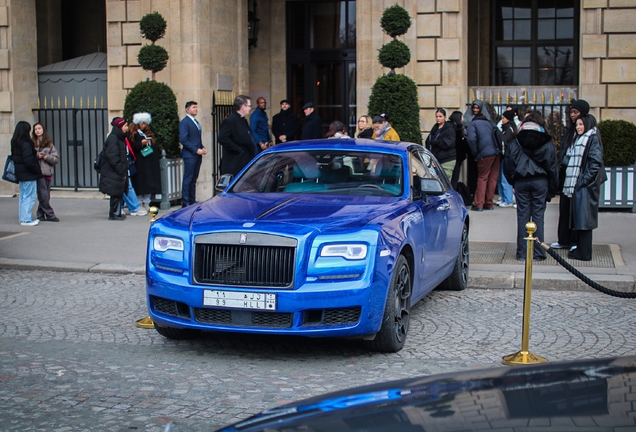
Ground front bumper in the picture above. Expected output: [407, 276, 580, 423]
[146, 269, 390, 338]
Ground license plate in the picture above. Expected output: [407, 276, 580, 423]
[203, 290, 277, 310]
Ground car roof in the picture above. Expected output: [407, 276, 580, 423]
[269, 138, 416, 155]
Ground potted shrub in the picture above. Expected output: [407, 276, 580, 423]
[123, 12, 182, 209]
[597, 119, 636, 212]
[368, 5, 421, 144]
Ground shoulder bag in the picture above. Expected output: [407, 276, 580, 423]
[2, 155, 18, 183]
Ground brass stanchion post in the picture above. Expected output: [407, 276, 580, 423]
[502, 221, 547, 365]
[135, 206, 160, 329]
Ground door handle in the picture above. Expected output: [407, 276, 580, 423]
[436, 203, 451, 211]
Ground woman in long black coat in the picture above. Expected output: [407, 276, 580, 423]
[562, 114, 606, 261]
[129, 112, 161, 210]
[99, 117, 129, 220]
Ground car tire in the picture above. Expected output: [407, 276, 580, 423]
[438, 223, 469, 291]
[365, 255, 411, 353]
[154, 324, 200, 340]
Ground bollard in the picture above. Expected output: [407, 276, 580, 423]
[135, 206, 159, 330]
[502, 221, 547, 366]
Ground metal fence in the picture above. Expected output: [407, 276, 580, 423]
[33, 101, 108, 190]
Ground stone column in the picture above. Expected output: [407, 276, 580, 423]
[0, 0, 39, 195]
[581, 0, 636, 123]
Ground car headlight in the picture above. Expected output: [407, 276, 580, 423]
[320, 244, 368, 260]
[153, 236, 184, 252]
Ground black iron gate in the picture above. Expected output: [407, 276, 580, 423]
[211, 91, 234, 192]
[33, 104, 109, 190]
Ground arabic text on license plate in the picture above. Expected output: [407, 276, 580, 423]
[203, 290, 277, 310]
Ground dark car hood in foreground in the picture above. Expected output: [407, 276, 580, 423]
[217, 356, 636, 431]
[187, 193, 406, 232]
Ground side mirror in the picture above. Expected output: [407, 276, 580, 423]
[419, 178, 444, 196]
[215, 174, 233, 192]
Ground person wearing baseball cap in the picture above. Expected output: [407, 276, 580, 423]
[272, 99, 299, 144]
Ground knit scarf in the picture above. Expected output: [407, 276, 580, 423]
[375, 123, 392, 140]
[563, 127, 596, 197]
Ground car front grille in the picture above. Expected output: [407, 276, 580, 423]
[194, 308, 293, 328]
[193, 233, 296, 288]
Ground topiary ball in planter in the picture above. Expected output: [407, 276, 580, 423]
[597, 119, 636, 167]
[368, 74, 421, 144]
[380, 4, 412, 38]
[138, 44, 169, 74]
[378, 39, 411, 71]
[123, 80, 181, 159]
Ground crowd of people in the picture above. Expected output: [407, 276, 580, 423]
[8, 95, 607, 262]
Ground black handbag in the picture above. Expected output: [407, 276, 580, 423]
[2, 155, 18, 183]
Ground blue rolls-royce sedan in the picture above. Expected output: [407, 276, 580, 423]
[145, 139, 469, 352]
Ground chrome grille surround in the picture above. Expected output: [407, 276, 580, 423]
[193, 232, 297, 288]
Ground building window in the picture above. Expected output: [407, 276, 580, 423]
[492, 0, 578, 86]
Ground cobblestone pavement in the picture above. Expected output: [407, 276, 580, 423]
[1, 270, 635, 431]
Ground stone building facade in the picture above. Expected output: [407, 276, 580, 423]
[1, 0, 635, 200]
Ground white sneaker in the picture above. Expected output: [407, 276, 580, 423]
[130, 209, 148, 216]
[498, 202, 514, 208]
[20, 220, 39, 226]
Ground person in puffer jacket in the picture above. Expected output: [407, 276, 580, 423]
[504, 112, 558, 261]
[466, 100, 500, 210]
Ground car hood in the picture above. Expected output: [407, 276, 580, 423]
[180, 193, 407, 233]
[217, 356, 636, 431]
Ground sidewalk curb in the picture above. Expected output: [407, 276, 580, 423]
[0, 258, 145, 275]
[2, 258, 634, 292]
[469, 270, 636, 292]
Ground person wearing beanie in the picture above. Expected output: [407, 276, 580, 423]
[272, 99, 299, 144]
[99, 117, 130, 220]
[551, 99, 590, 249]
[129, 112, 160, 212]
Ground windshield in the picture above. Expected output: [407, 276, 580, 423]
[230, 150, 404, 197]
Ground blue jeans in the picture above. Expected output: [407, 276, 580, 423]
[498, 160, 514, 203]
[122, 178, 141, 212]
[19, 180, 38, 222]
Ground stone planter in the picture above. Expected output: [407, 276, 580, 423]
[154, 152, 183, 210]
[599, 163, 636, 212]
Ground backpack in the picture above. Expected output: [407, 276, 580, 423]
[492, 126, 505, 155]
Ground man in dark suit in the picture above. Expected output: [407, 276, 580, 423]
[218, 95, 257, 176]
[179, 101, 207, 207]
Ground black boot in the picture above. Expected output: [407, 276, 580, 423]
[109, 196, 126, 220]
